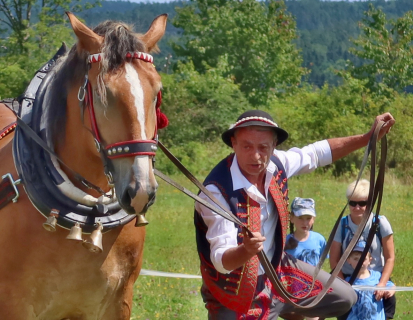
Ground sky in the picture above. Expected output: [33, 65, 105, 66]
[124, 0, 366, 3]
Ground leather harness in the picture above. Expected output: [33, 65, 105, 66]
[0, 45, 165, 232]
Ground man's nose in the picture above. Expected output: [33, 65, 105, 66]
[252, 150, 261, 160]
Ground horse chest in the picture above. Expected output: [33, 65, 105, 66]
[0, 209, 143, 320]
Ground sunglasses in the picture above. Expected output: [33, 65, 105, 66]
[349, 200, 368, 207]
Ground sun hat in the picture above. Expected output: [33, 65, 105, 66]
[221, 110, 289, 147]
[291, 197, 316, 217]
[352, 241, 369, 253]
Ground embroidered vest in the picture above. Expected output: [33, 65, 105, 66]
[194, 154, 289, 314]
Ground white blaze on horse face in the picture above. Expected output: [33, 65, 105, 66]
[122, 63, 157, 212]
[124, 63, 146, 140]
[130, 156, 152, 210]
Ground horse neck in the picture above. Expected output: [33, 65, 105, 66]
[55, 85, 109, 195]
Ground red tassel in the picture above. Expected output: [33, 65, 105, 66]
[156, 108, 169, 129]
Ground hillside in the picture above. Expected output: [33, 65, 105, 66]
[79, 0, 413, 87]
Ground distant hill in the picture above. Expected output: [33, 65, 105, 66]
[79, 0, 413, 87]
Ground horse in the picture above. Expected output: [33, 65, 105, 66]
[0, 12, 167, 320]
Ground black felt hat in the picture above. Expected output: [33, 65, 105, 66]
[221, 110, 288, 147]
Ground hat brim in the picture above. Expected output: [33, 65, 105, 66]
[222, 121, 289, 147]
[293, 209, 316, 217]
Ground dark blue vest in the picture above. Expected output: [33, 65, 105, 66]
[194, 153, 289, 313]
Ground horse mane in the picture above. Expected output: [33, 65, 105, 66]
[45, 20, 146, 146]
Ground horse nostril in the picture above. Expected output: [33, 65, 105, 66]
[148, 192, 156, 206]
[121, 186, 135, 209]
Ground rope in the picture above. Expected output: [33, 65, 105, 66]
[139, 269, 413, 292]
[140, 269, 202, 279]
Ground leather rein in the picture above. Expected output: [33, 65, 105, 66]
[154, 121, 388, 308]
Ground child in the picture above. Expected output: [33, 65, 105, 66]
[284, 197, 327, 320]
[345, 242, 395, 320]
[285, 197, 327, 266]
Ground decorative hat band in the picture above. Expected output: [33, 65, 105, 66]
[88, 52, 154, 64]
[229, 116, 279, 129]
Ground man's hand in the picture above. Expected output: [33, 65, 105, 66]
[221, 228, 266, 271]
[242, 228, 266, 255]
[369, 112, 396, 140]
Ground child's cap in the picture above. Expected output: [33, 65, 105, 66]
[291, 197, 316, 217]
[352, 240, 368, 253]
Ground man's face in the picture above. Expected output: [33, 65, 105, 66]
[231, 126, 276, 183]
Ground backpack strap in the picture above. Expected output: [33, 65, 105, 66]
[373, 215, 382, 245]
[341, 215, 382, 247]
[341, 215, 349, 245]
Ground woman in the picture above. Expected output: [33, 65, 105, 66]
[330, 179, 396, 320]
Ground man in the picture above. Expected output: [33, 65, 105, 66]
[194, 110, 395, 319]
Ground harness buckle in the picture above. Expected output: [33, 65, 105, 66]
[78, 75, 89, 102]
[2, 173, 21, 203]
[105, 171, 114, 184]
[78, 86, 86, 102]
[94, 139, 101, 153]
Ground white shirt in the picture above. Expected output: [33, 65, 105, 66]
[195, 140, 332, 274]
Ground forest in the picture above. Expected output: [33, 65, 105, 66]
[77, 0, 413, 86]
[1, 0, 413, 179]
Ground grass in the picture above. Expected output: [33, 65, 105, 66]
[131, 172, 413, 319]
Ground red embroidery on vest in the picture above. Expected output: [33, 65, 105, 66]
[267, 266, 331, 303]
[201, 195, 261, 314]
[202, 172, 291, 315]
[268, 176, 289, 248]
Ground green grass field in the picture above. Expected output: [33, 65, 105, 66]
[131, 173, 413, 319]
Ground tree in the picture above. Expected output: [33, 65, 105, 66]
[172, 0, 307, 107]
[161, 57, 251, 146]
[156, 57, 252, 175]
[0, 0, 100, 98]
[340, 4, 413, 104]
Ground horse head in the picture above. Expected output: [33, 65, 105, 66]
[51, 13, 167, 216]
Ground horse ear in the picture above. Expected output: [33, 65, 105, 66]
[140, 14, 168, 52]
[66, 12, 103, 54]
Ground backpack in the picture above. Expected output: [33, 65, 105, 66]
[341, 215, 382, 247]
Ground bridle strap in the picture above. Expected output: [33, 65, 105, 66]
[155, 121, 388, 308]
[83, 81, 157, 160]
[15, 116, 110, 196]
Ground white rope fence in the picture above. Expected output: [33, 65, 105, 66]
[140, 269, 202, 279]
[140, 269, 413, 292]
[353, 285, 413, 292]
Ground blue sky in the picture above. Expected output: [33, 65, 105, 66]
[126, 0, 364, 2]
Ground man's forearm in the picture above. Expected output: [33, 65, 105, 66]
[222, 245, 257, 271]
[328, 134, 370, 162]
